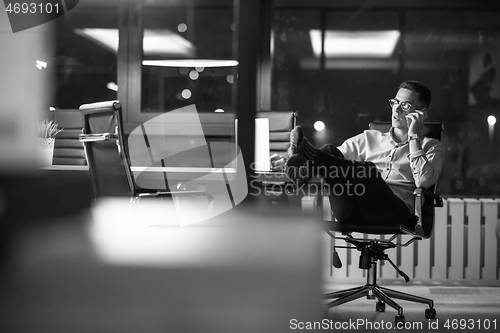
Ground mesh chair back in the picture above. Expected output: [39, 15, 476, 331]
[369, 121, 443, 237]
[80, 101, 134, 198]
[256, 111, 297, 157]
[52, 109, 87, 165]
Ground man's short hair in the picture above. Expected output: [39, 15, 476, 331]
[399, 80, 432, 108]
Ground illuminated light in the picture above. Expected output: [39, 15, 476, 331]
[143, 59, 239, 68]
[106, 82, 118, 92]
[181, 89, 192, 99]
[309, 30, 400, 58]
[189, 70, 199, 80]
[35, 60, 47, 70]
[214, 109, 225, 113]
[226, 75, 234, 84]
[487, 115, 497, 125]
[49, 107, 56, 111]
[488, 115, 496, 145]
[75, 28, 196, 57]
[300, 58, 399, 70]
[314, 121, 325, 132]
[195, 66, 204, 72]
[177, 23, 188, 33]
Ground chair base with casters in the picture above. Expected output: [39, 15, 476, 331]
[323, 230, 436, 324]
[323, 186, 443, 323]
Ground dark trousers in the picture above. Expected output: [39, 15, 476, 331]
[316, 144, 412, 227]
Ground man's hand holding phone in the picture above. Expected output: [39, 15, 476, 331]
[405, 108, 427, 136]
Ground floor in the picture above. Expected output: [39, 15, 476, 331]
[322, 280, 500, 333]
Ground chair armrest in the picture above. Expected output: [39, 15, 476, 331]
[137, 190, 214, 203]
[79, 133, 118, 142]
[413, 188, 443, 207]
[410, 187, 443, 237]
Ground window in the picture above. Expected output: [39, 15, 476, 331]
[50, 3, 119, 109]
[272, 3, 500, 196]
[140, 1, 237, 114]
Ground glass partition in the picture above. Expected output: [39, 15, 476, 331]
[50, 3, 119, 109]
[140, 0, 237, 114]
[47, 1, 500, 196]
[271, 3, 500, 196]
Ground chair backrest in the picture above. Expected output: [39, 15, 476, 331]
[369, 121, 444, 237]
[256, 111, 297, 157]
[369, 121, 443, 141]
[79, 101, 134, 198]
[52, 109, 87, 165]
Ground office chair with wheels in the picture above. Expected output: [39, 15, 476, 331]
[323, 122, 444, 324]
[255, 111, 298, 204]
[78, 100, 213, 206]
[256, 111, 298, 157]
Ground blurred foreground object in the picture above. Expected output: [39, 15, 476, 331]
[0, 198, 324, 333]
[0, 7, 52, 173]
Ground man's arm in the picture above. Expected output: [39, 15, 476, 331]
[407, 138, 445, 188]
[406, 109, 445, 188]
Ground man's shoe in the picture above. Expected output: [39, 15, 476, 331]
[288, 126, 304, 156]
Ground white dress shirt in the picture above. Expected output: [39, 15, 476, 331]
[336, 127, 445, 212]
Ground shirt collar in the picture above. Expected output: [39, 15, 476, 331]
[389, 127, 409, 147]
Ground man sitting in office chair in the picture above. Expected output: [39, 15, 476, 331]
[271, 80, 445, 230]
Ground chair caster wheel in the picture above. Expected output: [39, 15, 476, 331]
[425, 308, 436, 319]
[395, 315, 405, 324]
[376, 301, 385, 312]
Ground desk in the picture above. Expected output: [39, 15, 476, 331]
[42, 166, 320, 196]
[1, 168, 94, 223]
[44, 165, 238, 180]
[251, 172, 324, 213]
[132, 166, 238, 182]
[43, 167, 324, 194]
[39, 166, 325, 217]
[253, 170, 290, 182]
[43, 167, 298, 181]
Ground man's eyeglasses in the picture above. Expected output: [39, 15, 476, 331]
[389, 98, 418, 112]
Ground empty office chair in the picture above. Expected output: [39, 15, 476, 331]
[52, 109, 87, 165]
[323, 122, 444, 324]
[78, 100, 213, 205]
[256, 111, 297, 204]
[256, 111, 297, 157]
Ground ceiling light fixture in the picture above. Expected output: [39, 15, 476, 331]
[310, 30, 400, 58]
[75, 28, 196, 57]
[143, 59, 238, 68]
[76, 28, 237, 68]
